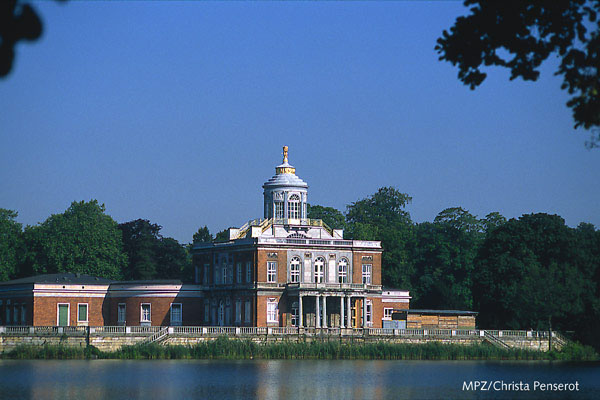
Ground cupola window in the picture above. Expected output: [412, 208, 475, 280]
[288, 194, 300, 219]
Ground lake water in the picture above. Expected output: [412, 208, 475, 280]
[0, 359, 598, 399]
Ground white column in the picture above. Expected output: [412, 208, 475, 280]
[340, 296, 345, 328]
[322, 295, 327, 328]
[363, 297, 367, 328]
[346, 296, 352, 328]
[315, 295, 320, 328]
[299, 294, 303, 328]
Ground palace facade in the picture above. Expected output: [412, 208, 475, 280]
[192, 147, 410, 328]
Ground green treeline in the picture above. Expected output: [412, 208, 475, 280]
[1, 188, 600, 349]
[3, 339, 598, 361]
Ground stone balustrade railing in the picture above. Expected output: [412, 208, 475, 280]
[0, 326, 559, 339]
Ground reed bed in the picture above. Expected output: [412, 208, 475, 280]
[3, 339, 597, 361]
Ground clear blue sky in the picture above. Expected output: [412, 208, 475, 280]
[1, 1, 598, 243]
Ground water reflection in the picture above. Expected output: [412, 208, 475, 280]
[0, 359, 598, 399]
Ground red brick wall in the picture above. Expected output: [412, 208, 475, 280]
[352, 251, 382, 285]
[108, 296, 204, 326]
[33, 296, 107, 326]
[256, 250, 286, 283]
[256, 294, 281, 327]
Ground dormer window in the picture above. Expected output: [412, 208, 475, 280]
[288, 194, 300, 219]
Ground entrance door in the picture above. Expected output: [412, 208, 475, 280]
[58, 304, 69, 326]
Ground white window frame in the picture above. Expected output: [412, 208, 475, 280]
[338, 258, 348, 283]
[246, 261, 252, 283]
[366, 300, 373, 327]
[267, 300, 278, 323]
[170, 303, 182, 325]
[274, 201, 284, 219]
[236, 262, 242, 283]
[140, 303, 151, 323]
[56, 303, 70, 326]
[244, 300, 251, 323]
[77, 303, 89, 323]
[314, 257, 325, 283]
[290, 257, 301, 283]
[362, 264, 372, 284]
[291, 302, 299, 327]
[288, 194, 300, 219]
[235, 299, 242, 324]
[383, 308, 393, 321]
[118, 303, 126, 324]
[267, 261, 277, 283]
[222, 266, 228, 285]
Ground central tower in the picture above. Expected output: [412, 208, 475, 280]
[262, 146, 308, 222]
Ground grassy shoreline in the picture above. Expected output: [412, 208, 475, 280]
[1, 339, 597, 361]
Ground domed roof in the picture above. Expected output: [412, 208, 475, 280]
[262, 146, 308, 190]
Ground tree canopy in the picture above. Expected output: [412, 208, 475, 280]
[119, 219, 190, 281]
[436, 1, 600, 143]
[307, 204, 346, 231]
[0, 208, 23, 281]
[21, 200, 126, 279]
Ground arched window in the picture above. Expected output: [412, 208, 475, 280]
[314, 257, 325, 283]
[288, 194, 300, 219]
[338, 258, 349, 283]
[290, 257, 301, 283]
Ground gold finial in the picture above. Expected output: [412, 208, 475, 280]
[276, 145, 295, 174]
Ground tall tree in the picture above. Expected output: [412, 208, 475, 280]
[118, 219, 162, 280]
[21, 200, 126, 279]
[0, 208, 23, 281]
[412, 208, 483, 309]
[474, 213, 587, 331]
[345, 187, 415, 290]
[436, 1, 600, 144]
[307, 204, 346, 231]
[192, 226, 212, 243]
[119, 219, 191, 281]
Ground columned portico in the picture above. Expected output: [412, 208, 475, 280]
[315, 294, 321, 328]
[322, 295, 327, 328]
[345, 296, 350, 328]
[340, 296, 345, 329]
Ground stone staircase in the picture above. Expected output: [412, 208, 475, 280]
[483, 330, 510, 349]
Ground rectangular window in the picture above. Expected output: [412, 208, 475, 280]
[267, 300, 278, 323]
[291, 302, 299, 327]
[202, 264, 208, 285]
[141, 304, 151, 323]
[204, 302, 210, 323]
[118, 303, 126, 324]
[6, 306, 10, 325]
[267, 261, 277, 283]
[288, 201, 299, 219]
[366, 300, 373, 327]
[236, 262, 242, 283]
[244, 300, 251, 323]
[195, 265, 201, 283]
[246, 261, 252, 283]
[274, 202, 284, 219]
[383, 308, 393, 320]
[235, 300, 242, 324]
[170, 303, 182, 325]
[222, 266, 228, 285]
[57, 303, 69, 326]
[78, 303, 88, 323]
[362, 264, 372, 284]
[214, 265, 220, 285]
[21, 304, 26, 325]
[13, 305, 19, 325]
